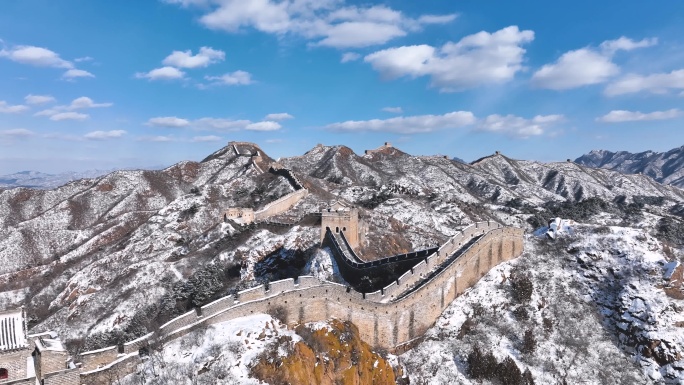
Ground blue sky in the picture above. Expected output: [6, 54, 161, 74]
[0, 0, 683, 174]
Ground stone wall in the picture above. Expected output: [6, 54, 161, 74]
[78, 345, 118, 372]
[269, 167, 305, 191]
[42, 369, 80, 385]
[254, 189, 308, 221]
[324, 229, 437, 289]
[76, 225, 524, 380]
[148, 226, 522, 350]
[122, 333, 153, 355]
[80, 353, 141, 385]
[158, 309, 201, 336]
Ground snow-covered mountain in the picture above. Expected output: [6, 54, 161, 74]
[575, 146, 684, 188]
[1, 142, 683, 384]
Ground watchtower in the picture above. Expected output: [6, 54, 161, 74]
[0, 307, 30, 382]
[321, 200, 360, 248]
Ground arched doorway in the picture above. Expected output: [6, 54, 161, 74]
[0, 368, 8, 380]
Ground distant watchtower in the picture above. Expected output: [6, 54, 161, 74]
[320, 200, 360, 248]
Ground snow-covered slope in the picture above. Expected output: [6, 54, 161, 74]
[1, 142, 683, 384]
[403, 227, 684, 384]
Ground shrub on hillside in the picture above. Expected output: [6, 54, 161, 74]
[510, 269, 534, 304]
[543, 197, 611, 222]
[657, 217, 684, 246]
[633, 195, 665, 206]
[467, 346, 535, 385]
[521, 329, 536, 354]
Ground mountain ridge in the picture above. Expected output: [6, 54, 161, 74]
[575, 145, 684, 188]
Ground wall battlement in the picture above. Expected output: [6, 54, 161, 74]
[76, 224, 524, 382]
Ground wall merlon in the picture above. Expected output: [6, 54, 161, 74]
[121, 332, 153, 355]
[201, 296, 235, 317]
[236, 284, 267, 303]
[295, 276, 320, 288]
[158, 310, 199, 335]
[268, 278, 296, 295]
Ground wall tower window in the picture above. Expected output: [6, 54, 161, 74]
[0, 368, 8, 380]
[336, 227, 339, 233]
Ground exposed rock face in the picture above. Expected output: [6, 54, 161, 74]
[252, 319, 398, 385]
[575, 146, 684, 188]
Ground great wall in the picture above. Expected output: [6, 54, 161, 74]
[0, 142, 525, 384]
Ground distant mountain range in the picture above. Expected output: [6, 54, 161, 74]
[0, 167, 166, 189]
[0, 170, 115, 189]
[575, 145, 684, 188]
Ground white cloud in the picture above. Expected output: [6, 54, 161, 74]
[25, 94, 55, 105]
[0, 45, 72, 68]
[382, 107, 403, 114]
[264, 113, 293, 121]
[34, 97, 112, 119]
[246, 121, 282, 131]
[74, 56, 94, 62]
[532, 36, 656, 90]
[147, 116, 284, 132]
[137, 135, 176, 142]
[167, 0, 457, 49]
[199, 0, 292, 33]
[316, 22, 406, 48]
[84, 130, 127, 140]
[0, 101, 29, 114]
[531, 49, 618, 90]
[341, 52, 361, 63]
[364, 26, 534, 91]
[191, 135, 223, 142]
[68, 97, 112, 110]
[135, 66, 186, 81]
[63, 69, 95, 79]
[604, 69, 684, 96]
[477, 114, 564, 138]
[162, 0, 210, 6]
[600, 37, 657, 55]
[0, 128, 35, 138]
[162, 47, 225, 68]
[326, 111, 476, 134]
[146, 117, 191, 128]
[204, 70, 253, 86]
[194, 117, 252, 131]
[417, 14, 458, 24]
[35, 109, 59, 117]
[50, 112, 88, 121]
[596, 109, 681, 123]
